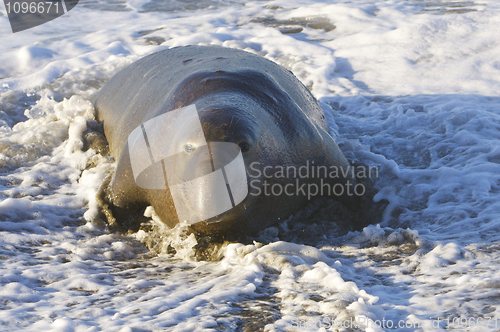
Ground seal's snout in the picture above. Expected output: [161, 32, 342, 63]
[173, 140, 248, 223]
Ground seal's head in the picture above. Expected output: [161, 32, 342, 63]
[126, 70, 317, 236]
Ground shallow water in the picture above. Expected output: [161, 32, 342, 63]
[1, 0, 500, 331]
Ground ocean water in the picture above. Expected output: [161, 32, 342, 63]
[1, 0, 500, 331]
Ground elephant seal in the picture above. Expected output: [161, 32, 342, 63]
[94, 45, 360, 237]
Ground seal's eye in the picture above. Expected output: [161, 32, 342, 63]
[239, 142, 250, 153]
[184, 143, 196, 153]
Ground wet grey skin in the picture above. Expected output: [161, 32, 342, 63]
[94, 45, 353, 236]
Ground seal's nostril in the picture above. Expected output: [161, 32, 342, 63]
[239, 142, 250, 153]
[184, 143, 196, 153]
